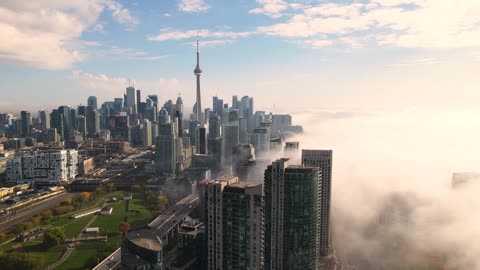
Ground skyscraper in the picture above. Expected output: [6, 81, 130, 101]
[194, 38, 203, 124]
[232, 95, 239, 110]
[208, 114, 222, 166]
[113, 98, 124, 113]
[222, 111, 240, 166]
[76, 115, 86, 137]
[158, 107, 170, 125]
[125, 86, 137, 115]
[222, 181, 264, 270]
[39, 110, 50, 131]
[301, 150, 333, 257]
[196, 125, 208, 154]
[240, 96, 254, 130]
[213, 96, 224, 116]
[232, 144, 256, 181]
[175, 96, 184, 136]
[20, 111, 32, 137]
[249, 128, 271, 157]
[156, 123, 176, 175]
[203, 176, 264, 270]
[86, 106, 100, 137]
[87, 96, 98, 110]
[136, 89, 141, 107]
[141, 119, 152, 147]
[264, 158, 320, 270]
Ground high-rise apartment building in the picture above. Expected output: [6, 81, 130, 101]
[264, 158, 320, 270]
[301, 150, 333, 257]
[203, 176, 264, 270]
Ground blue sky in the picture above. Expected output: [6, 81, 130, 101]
[1, 0, 480, 113]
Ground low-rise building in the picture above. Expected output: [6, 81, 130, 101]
[101, 207, 113, 215]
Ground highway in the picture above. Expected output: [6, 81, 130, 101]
[92, 193, 199, 270]
[0, 192, 74, 233]
[149, 193, 199, 233]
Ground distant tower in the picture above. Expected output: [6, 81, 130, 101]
[125, 86, 137, 115]
[87, 96, 98, 110]
[156, 123, 177, 175]
[175, 96, 184, 136]
[194, 37, 203, 124]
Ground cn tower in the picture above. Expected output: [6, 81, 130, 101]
[194, 37, 203, 124]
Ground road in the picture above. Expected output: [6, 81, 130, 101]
[92, 194, 199, 270]
[149, 194, 199, 236]
[0, 192, 75, 233]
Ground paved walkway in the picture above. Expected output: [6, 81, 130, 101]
[47, 200, 105, 270]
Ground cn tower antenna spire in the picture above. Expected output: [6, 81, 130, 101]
[194, 34, 203, 124]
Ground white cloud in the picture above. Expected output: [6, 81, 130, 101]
[70, 70, 185, 98]
[71, 70, 127, 92]
[178, 0, 210, 13]
[249, 0, 307, 18]
[249, 0, 290, 18]
[300, 39, 333, 48]
[148, 28, 251, 41]
[185, 39, 233, 47]
[389, 57, 441, 67]
[256, 0, 480, 49]
[104, 0, 138, 29]
[95, 45, 173, 61]
[93, 23, 105, 33]
[0, 0, 138, 70]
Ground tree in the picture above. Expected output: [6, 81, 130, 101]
[43, 227, 66, 248]
[64, 197, 73, 205]
[0, 233, 7, 243]
[0, 253, 43, 270]
[106, 183, 116, 192]
[118, 222, 131, 236]
[41, 210, 53, 220]
[157, 195, 169, 212]
[32, 216, 42, 226]
[80, 192, 91, 203]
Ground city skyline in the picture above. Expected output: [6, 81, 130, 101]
[1, 1, 480, 270]
[2, 1, 480, 112]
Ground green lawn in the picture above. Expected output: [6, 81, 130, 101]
[63, 216, 93, 238]
[0, 191, 152, 269]
[90, 193, 152, 235]
[55, 248, 98, 270]
[21, 239, 65, 267]
[56, 192, 152, 269]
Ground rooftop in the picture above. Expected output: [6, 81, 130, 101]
[126, 228, 162, 252]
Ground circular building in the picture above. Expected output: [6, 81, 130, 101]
[121, 227, 163, 270]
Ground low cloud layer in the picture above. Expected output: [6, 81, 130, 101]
[292, 108, 480, 268]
